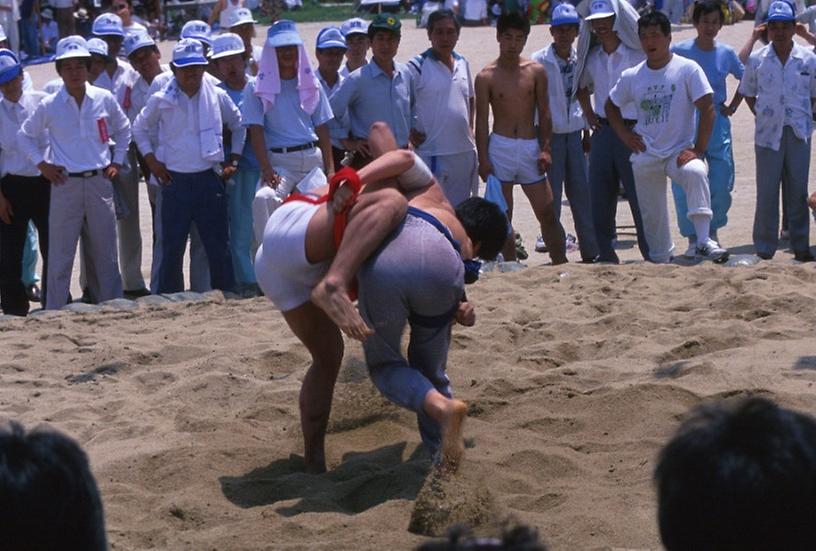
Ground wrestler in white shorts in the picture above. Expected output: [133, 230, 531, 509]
[254, 199, 329, 312]
[488, 133, 546, 185]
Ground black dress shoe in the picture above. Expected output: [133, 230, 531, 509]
[123, 288, 151, 299]
[794, 251, 815, 263]
[25, 284, 41, 303]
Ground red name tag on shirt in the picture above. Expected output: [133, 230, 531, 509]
[123, 87, 132, 110]
[97, 118, 109, 142]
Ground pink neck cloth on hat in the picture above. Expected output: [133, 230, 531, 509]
[255, 43, 320, 115]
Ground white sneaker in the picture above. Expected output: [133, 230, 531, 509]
[534, 235, 547, 252]
[696, 238, 729, 262]
[683, 237, 697, 258]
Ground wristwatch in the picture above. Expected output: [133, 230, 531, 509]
[229, 159, 239, 168]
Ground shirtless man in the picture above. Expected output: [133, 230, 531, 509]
[475, 11, 567, 264]
[254, 138, 414, 472]
[357, 123, 507, 471]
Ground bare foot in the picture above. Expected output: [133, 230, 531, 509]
[439, 399, 467, 474]
[311, 279, 374, 341]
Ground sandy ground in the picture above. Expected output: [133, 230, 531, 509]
[2, 18, 816, 551]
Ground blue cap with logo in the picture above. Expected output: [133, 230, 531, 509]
[0, 49, 22, 85]
[181, 20, 212, 46]
[585, 0, 615, 20]
[341, 17, 368, 37]
[551, 3, 580, 26]
[210, 32, 246, 60]
[92, 13, 125, 37]
[55, 35, 91, 61]
[267, 19, 303, 48]
[123, 31, 155, 57]
[171, 38, 209, 67]
[766, 0, 795, 21]
[316, 26, 347, 50]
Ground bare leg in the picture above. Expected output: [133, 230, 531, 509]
[423, 390, 467, 473]
[309, 188, 408, 341]
[501, 182, 517, 261]
[521, 180, 567, 265]
[282, 302, 344, 474]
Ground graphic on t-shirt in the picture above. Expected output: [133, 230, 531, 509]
[639, 83, 676, 126]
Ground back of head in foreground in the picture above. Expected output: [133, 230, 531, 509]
[655, 396, 816, 551]
[0, 422, 107, 551]
[416, 523, 547, 550]
[455, 197, 508, 262]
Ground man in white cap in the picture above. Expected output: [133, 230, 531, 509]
[0, 49, 50, 316]
[339, 17, 369, 77]
[408, 9, 477, 208]
[92, 12, 147, 297]
[132, 38, 244, 294]
[314, 25, 350, 171]
[532, 3, 598, 262]
[225, 7, 261, 76]
[20, 36, 131, 309]
[243, 20, 334, 241]
[740, 0, 816, 262]
[181, 20, 212, 53]
[576, 0, 649, 263]
[211, 32, 259, 294]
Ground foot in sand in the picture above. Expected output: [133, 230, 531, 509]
[439, 399, 467, 474]
[311, 279, 373, 341]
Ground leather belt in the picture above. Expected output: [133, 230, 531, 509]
[597, 116, 637, 127]
[269, 141, 317, 154]
[67, 170, 100, 178]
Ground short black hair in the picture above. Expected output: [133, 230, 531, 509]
[416, 523, 547, 550]
[427, 9, 461, 35]
[638, 10, 671, 36]
[692, 0, 725, 24]
[455, 197, 508, 261]
[0, 422, 107, 551]
[128, 44, 160, 60]
[497, 11, 530, 36]
[655, 397, 816, 551]
[55, 57, 92, 74]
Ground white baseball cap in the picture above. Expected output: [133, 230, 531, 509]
[316, 26, 346, 50]
[56, 35, 91, 60]
[181, 20, 212, 46]
[226, 7, 256, 28]
[92, 13, 125, 37]
[585, 0, 616, 20]
[341, 17, 368, 37]
[171, 38, 208, 67]
[210, 32, 245, 60]
[41, 7, 53, 19]
[123, 31, 155, 57]
[87, 37, 109, 57]
[0, 49, 22, 85]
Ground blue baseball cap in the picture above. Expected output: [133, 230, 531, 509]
[92, 13, 125, 37]
[0, 49, 22, 85]
[171, 38, 208, 67]
[181, 20, 212, 46]
[267, 19, 303, 48]
[123, 31, 155, 57]
[552, 3, 580, 26]
[316, 26, 346, 50]
[766, 0, 795, 21]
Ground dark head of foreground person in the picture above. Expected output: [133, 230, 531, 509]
[655, 397, 816, 551]
[0, 422, 107, 551]
[455, 197, 508, 262]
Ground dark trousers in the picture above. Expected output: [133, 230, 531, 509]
[0, 174, 50, 316]
[158, 170, 235, 294]
[331, 145, 346, 171]
[588, 123, 650, 262]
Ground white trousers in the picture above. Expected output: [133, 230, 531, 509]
[631, 150, 712, 263]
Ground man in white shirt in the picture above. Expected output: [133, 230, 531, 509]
[20, 36, 132, 309]
[0, 49, 49, 316]
[133, 39, 244, 294]
[92, 12, 147, 296]
[577, 0, 649, 263]
[740, 1, 816, 262]
[607, 11, 726, 263]
[408, 9, 478, 208]
[532, 3, 598, 262]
